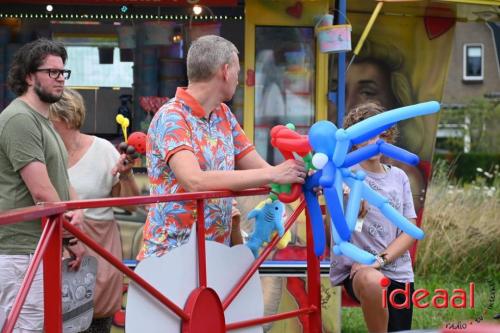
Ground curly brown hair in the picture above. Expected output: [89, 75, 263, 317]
[7, 38, 67, 96]
[343, 102, 398, 144]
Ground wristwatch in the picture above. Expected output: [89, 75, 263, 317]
[375, 253, 388, 268]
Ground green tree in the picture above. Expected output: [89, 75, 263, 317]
[439, 98, 500, 153]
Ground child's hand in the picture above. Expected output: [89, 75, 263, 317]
[349, 261, 380, 278]
[343, 185, 368, 218]
[359, 200, 368, 218]
[343, 184, 350, 196]
[308, 169, 323, 196]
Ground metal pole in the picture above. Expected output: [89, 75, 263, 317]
[222, 199, 306, 310]
[336, 0, 347, 127]
[2, 220, 56, 333]
[43, 215, 62, 333]
[196, 199, 207, 288]
[306, 207, 322, 332]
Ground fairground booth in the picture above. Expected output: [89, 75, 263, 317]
[0, 0, 498, 332]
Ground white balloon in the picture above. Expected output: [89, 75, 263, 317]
[312, 153, 328, 169]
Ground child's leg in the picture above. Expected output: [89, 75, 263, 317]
[387, 281, 414, 332]
[350, 267, 389, 333]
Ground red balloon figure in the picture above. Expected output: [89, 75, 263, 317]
[127, 132, 147, 155]
[270, 124, 312, 203]
[118, 131, 147, 161]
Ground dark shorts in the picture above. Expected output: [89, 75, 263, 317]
[343, 276, 415, 332]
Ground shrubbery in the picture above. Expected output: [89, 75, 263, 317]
[434, 153, 500, 185]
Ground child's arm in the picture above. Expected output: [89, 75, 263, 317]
[379, 218, 416, 264]
[379, 169, 418, 264]
[230, 200, 244, 246]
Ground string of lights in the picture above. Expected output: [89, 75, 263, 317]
[0, 3, 244, 22]
[0, 13, 243, 21]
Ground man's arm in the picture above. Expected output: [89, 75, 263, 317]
[168, 150, 306, 192]
[20, 161, 61, 203]
[20, 161, 84, 229]
[20, 161, 85, 269]
[20, 161, 84, 227]
[235, 149, 270, 170]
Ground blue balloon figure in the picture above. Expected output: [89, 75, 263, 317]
[305, 101, 440, 263]
[246, 199, 285, 258]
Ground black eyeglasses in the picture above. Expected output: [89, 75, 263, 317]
[35, 68, 72, 80]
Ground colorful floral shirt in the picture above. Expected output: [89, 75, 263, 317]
[138, 88, 254, 259]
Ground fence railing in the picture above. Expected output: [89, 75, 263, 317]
[0, 188, 322, 333]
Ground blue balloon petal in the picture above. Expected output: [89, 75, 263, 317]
[324, 187, 350, 241]
[379, 141, 420, 166]
[304, 189, 326, 256]
[345, 101, 440, 139]
[342, 144, 379, 168]
[338, 241, 376, 265]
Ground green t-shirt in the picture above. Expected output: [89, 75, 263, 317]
[0, 98, 70, 254]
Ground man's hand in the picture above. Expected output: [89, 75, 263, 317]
[65, 240, 86, 271]
[64, 210, 84, 230]
[271, 159, 306, 185]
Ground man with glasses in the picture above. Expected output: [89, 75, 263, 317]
[0, 38, 84, 332]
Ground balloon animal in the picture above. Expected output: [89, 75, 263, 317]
[304, 101, 440, 264]
[115, 115, 147, 161]
[269, 123, 313, 203]
[246, 199, 289, 258]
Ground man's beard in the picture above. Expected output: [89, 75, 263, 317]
[34, 80, 62, 104]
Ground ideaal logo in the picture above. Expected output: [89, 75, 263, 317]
[380, 277, 498, 330]
[380, 277, 475, 309]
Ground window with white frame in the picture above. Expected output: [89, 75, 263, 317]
[463, 44, 484, 81]
[65, 46, 133, 88]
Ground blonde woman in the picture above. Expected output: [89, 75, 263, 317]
[50, 88, 140, 333]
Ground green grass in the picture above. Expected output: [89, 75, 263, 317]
[341, 162, 500, 332]
[341, 272, 499, 332]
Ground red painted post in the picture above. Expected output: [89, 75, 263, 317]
[1, 220, 55, 333]
[305, 207, 322, 333]
[43, 215, 62, 333]
[196, 199, 207, 288]
[0, 188, 329, 332]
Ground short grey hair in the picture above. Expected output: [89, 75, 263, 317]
[187, 35, 238, 82]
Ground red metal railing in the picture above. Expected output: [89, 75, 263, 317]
[0, 188, 322, 333]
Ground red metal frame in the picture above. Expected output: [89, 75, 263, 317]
[0, 188, 323, 333]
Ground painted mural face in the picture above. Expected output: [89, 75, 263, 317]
[346, 61, 399, 112]
[342, 49, 428, 214]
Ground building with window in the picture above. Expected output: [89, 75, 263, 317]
[439, 19, 500, 153]
[443, 21, 500, 104]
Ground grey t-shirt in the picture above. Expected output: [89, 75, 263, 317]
[329, 164, 417, 285]
[0, 98, 70, 254]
